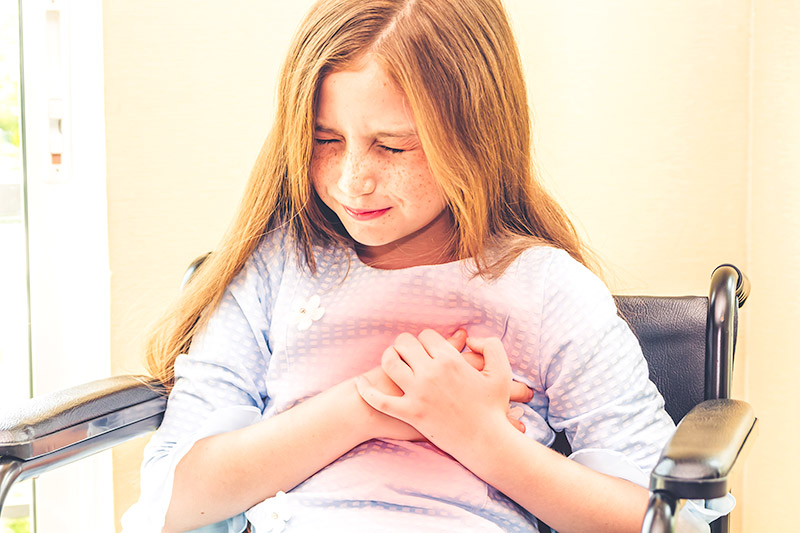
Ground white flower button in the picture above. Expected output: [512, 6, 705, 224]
[255, 491, 292, 532]
[294, 294, 324, 331]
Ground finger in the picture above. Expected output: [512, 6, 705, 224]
[381, 346, 415, 389]
[445, 328, 467, 352]
[460, 350, 485, 371]
[356, 375, 409, 419]
[507, 405, 525, 433]
[507, 416, 526, 434]
[465, 335, 486, 354]
[418, 328, 462, 361]
[466, 336, 511, 376]
[393, 332, 433, 368]
[509, 380, 533, 403]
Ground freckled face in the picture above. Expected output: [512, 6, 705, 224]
[310, 56, 452, 268]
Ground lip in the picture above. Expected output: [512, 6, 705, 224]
[343, 206, 391, 221]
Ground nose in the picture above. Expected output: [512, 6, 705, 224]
[337, 148, 376, 197]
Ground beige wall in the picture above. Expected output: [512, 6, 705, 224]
[103, 1, 312, 526]
[512, 1, 750, 294]
[104, 1, 797, 530]
[746, 1, 800, 530]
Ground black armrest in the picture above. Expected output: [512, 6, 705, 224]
[0, 375, 166, 462]
[650, 399, 757, 500]
[0, 375, 167, 514]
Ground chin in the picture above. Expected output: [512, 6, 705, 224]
[349, 234, 392, 248]
[337, 223, 379, 244]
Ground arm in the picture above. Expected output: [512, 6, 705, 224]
[165, 377, 393, 531]
[460, 408, 651, 531]
[130, 241, 373, 531]
[164, 328, 532, 531]
[358, 331, 650, 532]
[161, 330, 450, 531]
[356, 249, 678, 532]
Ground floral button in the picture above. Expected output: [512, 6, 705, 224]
[259, 491, 292, 532]
[294, 294, 325, 331]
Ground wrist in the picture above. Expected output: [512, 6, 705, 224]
[447, 415, 523, 474]
[337, 377, 379, 444]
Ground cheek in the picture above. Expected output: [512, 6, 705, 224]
[403, 163, 444, 210]
[388, 156, 440, 202]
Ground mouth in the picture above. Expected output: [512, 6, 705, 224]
[343, 206, 391, 221]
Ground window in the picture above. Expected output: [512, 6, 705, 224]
[1, 1, 112, 531]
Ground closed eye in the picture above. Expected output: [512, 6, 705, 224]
[314, 138, 339, 145]
[380, 145, 405, 154]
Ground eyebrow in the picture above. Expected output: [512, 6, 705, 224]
[314, 124, 418, 139]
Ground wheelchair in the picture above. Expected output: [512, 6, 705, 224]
[0, 262, 756, 532]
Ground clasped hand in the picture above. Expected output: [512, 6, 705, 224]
[355, 329, 532, 452]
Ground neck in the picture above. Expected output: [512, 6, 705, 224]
[355, 211, 457, 269]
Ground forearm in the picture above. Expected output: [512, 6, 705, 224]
[163, 378, 371, 532]
[454, 423, 648, 533]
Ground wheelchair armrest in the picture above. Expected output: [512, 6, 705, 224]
[650, 399, 757, 500]
[0, 375, 166, 463]
[0, 375, 166, 514]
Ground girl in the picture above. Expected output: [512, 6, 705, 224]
[123, 1, 728, 531]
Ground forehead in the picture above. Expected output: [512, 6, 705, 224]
[315, 56, 416, 133]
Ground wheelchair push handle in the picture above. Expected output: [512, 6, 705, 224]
[706, 264, 749, 402]
[179, 252, 212, 291]
[712, 264, 749, 308]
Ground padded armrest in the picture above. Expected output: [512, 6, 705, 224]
[650, 399, 757, 500]
[0, 375, 166, 461]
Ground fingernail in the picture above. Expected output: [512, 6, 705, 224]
[508, 405, 524, 420]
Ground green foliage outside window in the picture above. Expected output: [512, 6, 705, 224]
[1, 517, 30, 533]
[0, 114, 19, 148]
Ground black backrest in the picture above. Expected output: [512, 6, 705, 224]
[614, 295, 708, 424]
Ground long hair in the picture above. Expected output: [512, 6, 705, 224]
[145, 0, 591, 388]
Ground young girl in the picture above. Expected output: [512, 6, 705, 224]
[122, 1, 729, 531]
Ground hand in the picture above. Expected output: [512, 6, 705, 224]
[354, 329, 469, 442]
[356, 365, 427, 441]
[356, 330, 527, 452]
[458, 341, 533, 406]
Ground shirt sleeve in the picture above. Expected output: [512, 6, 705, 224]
[121, 233, 285, 533]
[538, 250, 676, 473]
[537, 251, 734, 532]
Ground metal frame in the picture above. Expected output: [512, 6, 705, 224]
[642, 265, 756, 533]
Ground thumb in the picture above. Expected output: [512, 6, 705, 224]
[355, 375, 405, 418]
[446, 328, 468, 352]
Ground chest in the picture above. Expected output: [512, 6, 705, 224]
[264, 263, 511, 410]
